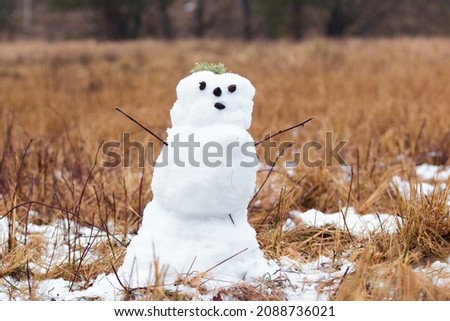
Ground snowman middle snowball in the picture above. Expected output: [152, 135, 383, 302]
[119, 70, 272, 287]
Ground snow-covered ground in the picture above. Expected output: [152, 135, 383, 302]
[1, 163, 448, 300]
[414, 257, 450, 288]
[415, 164, 450, 181]
[283, 208, 399, 236]
[390, 164, 450, 206]
[0, 212, 353, 301]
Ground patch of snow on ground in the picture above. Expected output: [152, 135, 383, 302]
[1, 211, 356, 301]
[340, 165, 352, 182]
[415, 164, 450, 181]
[414, 257, 450, 287]
[11, 255, 354, 301]
[24, 220, 114, 274]
[0, 216, 8, 251]
[37, 278, 74, 301]
[390, 176, 436, 199]
[280, 256, 354, 300]
[390, 164, 450, 205]
[284, 208, 399, 236]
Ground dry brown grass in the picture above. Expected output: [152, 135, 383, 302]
[0, 38, 449, 300]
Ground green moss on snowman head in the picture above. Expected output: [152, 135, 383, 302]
[170, 63, 255, 129]
[190, 62, 227, 75]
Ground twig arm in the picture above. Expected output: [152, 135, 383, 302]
[255, 117, 313, 146]
[116, 107, 168, 146]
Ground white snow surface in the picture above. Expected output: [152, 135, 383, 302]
[2, 254, 352, 301]
[0, 215, 8, 248]
[390, 172, 448, 201]
[414, 258, 450, 287]
[415, 164, 450, 181]
[0, 216, 120, 276]
[391, 164, 450, 200]
[280, 256, 354, 300]
[284, 208, 399, 236]
[28, 255, 355, 301]
[390, 175, 436, 199]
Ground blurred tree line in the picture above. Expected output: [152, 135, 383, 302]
[0, 0, 449, 40]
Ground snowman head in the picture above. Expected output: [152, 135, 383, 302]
[170, 68, 255, 129]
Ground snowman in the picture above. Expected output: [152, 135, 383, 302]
[119, 63, 274, 288]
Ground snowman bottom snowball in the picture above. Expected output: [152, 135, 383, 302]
[118, 63, 276, 287]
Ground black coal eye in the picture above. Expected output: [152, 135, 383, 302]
[228, 84, 236, 93]
[199, 81, 206, 90]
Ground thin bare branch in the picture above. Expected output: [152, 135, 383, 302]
[204, 248, 248, 274]
[255, 117, 313, 146]
[341, 166, 355, 244]
[248, 142, 293, 211]
[2, 200, 127, 247]
[116, 107, 168, 146]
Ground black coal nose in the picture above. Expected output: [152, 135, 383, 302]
[213, 87, 222, 97]
[214, 102, 226, 110]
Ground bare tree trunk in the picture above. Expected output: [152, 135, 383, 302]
[326, 0, 348, 37]
[159, 0, 173, 39]
[101, 3, 143, 40]
[241, 0, 253, 40]
[352, 1, 397, 36]
[291, 0, 303, 40]
[23, 0, 32, 34]
[103, 8, 125, 39]
[194, 0, 205, 38]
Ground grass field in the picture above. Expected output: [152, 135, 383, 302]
[0, 38, 449, 300]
